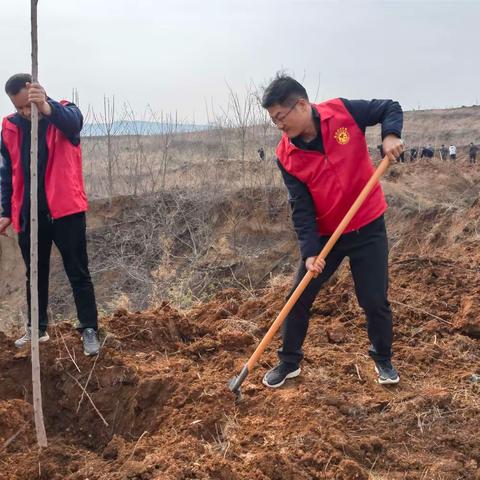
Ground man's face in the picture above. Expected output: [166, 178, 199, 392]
[9, 88, 31, 119]
[267, 98, 310, 138]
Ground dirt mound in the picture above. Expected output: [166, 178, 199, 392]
[454, 295, 480, 337]
[0, 245, 479, 479]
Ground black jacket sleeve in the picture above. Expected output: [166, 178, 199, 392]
[276, 159, 321, 259]
[340, 98, 403, 140]
[0, 131, 12, 218]
[46, 99, 83, 145]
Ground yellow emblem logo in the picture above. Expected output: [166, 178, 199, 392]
[334, 127, 350, 145]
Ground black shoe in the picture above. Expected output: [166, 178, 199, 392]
[374, 360, 400, 384]
[82, 328, 100, 356]
[262, 362, 301, 388]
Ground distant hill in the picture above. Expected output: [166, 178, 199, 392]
[82, 120, 209, 137]
[366, 104, 480, 148]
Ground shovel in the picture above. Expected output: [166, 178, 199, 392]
[228, 155, 391, 401]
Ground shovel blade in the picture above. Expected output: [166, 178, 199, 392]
[227, 364, 249, 402]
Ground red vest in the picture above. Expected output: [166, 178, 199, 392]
[276, 98, 387, 235]
[1, 104, 88, 232]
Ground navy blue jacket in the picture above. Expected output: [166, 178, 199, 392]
[0, 99, 83, 230]
[278, 98, 403, 260]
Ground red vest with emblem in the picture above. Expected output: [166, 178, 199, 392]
[276, 98, 387, 236]
[1, 102, 88, 232]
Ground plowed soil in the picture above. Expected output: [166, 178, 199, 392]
[1, 248, 479, 480]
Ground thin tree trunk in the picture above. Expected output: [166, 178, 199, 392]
[30, 0, 48, 448]
[107, 132, 113, 201]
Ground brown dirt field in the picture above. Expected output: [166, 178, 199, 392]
[0, 244, 479, 479]
[0, 161, 479, 479]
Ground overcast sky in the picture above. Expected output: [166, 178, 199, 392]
[0, 0, 478, 123]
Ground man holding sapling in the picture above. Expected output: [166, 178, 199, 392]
[260, 74, 404, 388]
[0, 73, 100, 356]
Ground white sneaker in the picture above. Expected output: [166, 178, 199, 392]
[14, 328, 50, 348]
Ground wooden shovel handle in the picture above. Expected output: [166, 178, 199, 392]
[246, 156, 390, 370]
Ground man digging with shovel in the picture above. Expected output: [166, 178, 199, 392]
[261, 74, 404, 387]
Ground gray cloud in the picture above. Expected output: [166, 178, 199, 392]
[0, 0, 478, 122]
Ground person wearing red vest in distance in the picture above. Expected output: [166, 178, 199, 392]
[0, 73, 100, 356]
[261, 74, 404, 388]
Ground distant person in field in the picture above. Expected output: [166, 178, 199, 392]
[377, 144, 384, 158]
[0, 73, 100, 356]
[469, 143, 478, 164]
[260, 74, 404, 388]
[409, 147, 418, 161]
[440, 144, 448, 161]
[257, 147, 265, 161]
[420, 145, 434, 159]
[449, 144, 457, 160]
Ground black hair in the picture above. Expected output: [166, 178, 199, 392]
[261, 73, 309, 109]
[5, 73, 32, 96]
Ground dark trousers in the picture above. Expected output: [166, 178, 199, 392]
[18, 211, 98, 332]
[279, 215, 393, 364]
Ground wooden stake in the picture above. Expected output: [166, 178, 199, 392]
[30, 0, 47, 448]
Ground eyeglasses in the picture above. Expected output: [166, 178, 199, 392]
[270, 100, 299, 125]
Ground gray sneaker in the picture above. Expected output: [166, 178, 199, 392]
[262, 362, 301, 388]
[14, 328, 49, 348]
[82, 328, 100, 356]
[375, 360, 400, 385]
